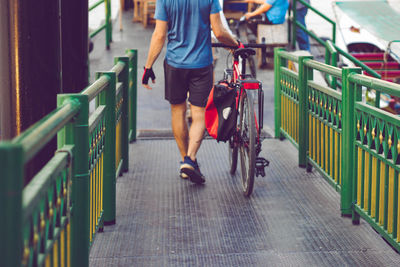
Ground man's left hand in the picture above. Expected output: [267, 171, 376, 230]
[142, 67, 156, 90]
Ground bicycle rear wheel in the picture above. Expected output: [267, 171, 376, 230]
[228, 136, 238, 174]
[238, 91, 256, 196]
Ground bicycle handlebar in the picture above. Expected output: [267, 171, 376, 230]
[212, 43, 268, 49]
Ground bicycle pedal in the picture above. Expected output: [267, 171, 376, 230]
[255, 157, 269, 177]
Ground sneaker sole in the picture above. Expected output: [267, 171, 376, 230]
[180, 164, 189, 179]
[181, 167, 205, 184]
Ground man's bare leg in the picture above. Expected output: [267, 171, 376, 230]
[171, 102, 188, 161]
[187, 104, 206, 161]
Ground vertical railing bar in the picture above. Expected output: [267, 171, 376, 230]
[0, 143, 24, 267]
[393, 170, 398, 239]
[57, 93, 90, 267]
[97, 71, 116, 225]
[274, 48, 284, 139]
[127, 49, 138, 142]
[384, 164, 389, 230]
[368, 154, 373, 215]
[341, 67, 362, 218]
[115, 56, 130, 173]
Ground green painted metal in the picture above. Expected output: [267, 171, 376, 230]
[341, 68, 362, 216]
[89, 0, 104, 11]
[291, 0, 297, 49]
[0, 49, 136, 266]
[276, 48, 400, 252]
[307, 81, 341, 99]
[306, 81, 343, 188]
[298, 55, 313, 167]
[22, 147, 73, 267]
[115, 57, 130, 172]
[274, 47, 284, 138]
[88, 0, 112, 49]
[58, 94, 90, 267]
[305, 59, 342, 77]
[333, 44, 382, 108]
[82, 76, 109, 101]
[354, 205, 400, 252]
[13, 102, 80, 163]
[325, 40, 338, 89]
[97, 72, 117, 224]
[105, 0, 112, 49]
[291, 1, 383, 106]
[89, 106, 106, 133]
[0, 143, 24, 267]
[90, 24, 107, 39]
[276, 49, 300, 63]
[89, 108, 106, 243]
[127, 49, 138, 142]
[279, 67, 300, 143]
[350, 74, 400, 97]
[291, 0, 336, 46]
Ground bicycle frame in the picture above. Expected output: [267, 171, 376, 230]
[230, 47, 264, 153]
[212, 43, 270, 192]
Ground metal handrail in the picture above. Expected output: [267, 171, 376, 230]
[12, 100, 80, 163]
[0, 49, 138, 267]
[89, 0, 112, 49]
[291, 0, 336, 46]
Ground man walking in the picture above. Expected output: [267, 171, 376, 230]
[142, 0, 239, 184]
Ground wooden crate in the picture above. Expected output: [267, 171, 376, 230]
[132, 0, 156, 28]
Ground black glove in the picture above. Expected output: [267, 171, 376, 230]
[142, 67, 156, 85]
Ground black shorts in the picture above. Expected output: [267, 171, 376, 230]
[164, 60, 213, 107]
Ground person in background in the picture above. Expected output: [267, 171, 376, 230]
[242, 0, 289, 35]
[243, 0, 289, 23]
[290, 0, 310, 50]
[142, 0, 239, 184]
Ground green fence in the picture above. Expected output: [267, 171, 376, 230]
[275, 48, 400, 253]
[290, 0, 382, 104]
[89, 0, 112, 49]
[0, 49, 138, 267]
[349, 73, 400, 251]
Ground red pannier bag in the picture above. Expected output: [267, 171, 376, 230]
[205, 81, 237, 142]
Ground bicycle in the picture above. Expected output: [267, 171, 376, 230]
[228, 16, 258, 79]
[212, 42, 270, 197]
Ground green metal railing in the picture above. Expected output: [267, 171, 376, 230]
[0, 49, 138, 267]
[275, 48, 400, 253]
[290, 0, 336, 47]
[89, 0, 112, 49]
[290, 0, 382, 105]
[349, 73, 400, 251]
[127, 50, 138, 142]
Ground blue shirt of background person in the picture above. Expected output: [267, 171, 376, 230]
[154, 0, 221, 69]
[265, 0, 289, 24]
[244, 0, 289, 25]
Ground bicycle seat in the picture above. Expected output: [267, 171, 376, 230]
[234, 48, 256, 59]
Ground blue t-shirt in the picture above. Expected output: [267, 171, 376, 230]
[265, 0, 289, 24]
[155, 0, 221, 69]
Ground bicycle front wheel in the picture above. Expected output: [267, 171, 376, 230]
[238, 91, 256, 196]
